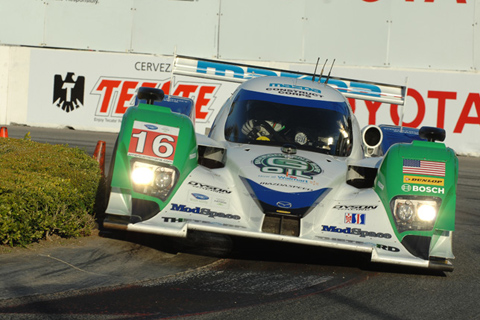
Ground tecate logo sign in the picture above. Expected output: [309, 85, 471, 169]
[53, 72, 85, 113]
[91, 78, 219, 121]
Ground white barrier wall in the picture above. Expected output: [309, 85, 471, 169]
[25, 48, 233, 133]
[0, 0, 478, 71]
[0, 46, 8, 125]
[0, 0, 478, 155]
[0, 46, 30, 126]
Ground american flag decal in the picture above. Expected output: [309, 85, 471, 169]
[403, 159, 445, 177]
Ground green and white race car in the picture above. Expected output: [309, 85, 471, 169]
[103, 56, 457, 271]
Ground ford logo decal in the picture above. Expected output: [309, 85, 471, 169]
[192, 193, 209, 200]
[145, 124, 158, 130]
[276, 201, 292, 208]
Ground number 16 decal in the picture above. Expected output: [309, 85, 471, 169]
[128, 121, 180, 164]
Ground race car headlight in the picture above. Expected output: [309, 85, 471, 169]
[417, 204, 436, 222]
[132, 165, 155, 185]
[391, 197, 440, 233]
[131, 161, 178, 201]
[154, 167, 175, 190]
[397, 200, 414, 222]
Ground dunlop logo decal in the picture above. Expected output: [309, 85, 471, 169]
[403, 175, 444, 186]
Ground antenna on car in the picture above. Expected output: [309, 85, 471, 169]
[312, 57, 320, 82]
[325, 59, 336, 85]
[400, 77, 409, 133]
[318, 59, 328, 83]
[169, 46, 178, 102]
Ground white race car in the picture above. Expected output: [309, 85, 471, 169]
[104, 56, 457, 271]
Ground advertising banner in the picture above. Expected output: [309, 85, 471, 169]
[27, 48, 234, 135]
[28, 48, 480, 155]
[324, 66, 480, 156]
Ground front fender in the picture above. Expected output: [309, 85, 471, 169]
[108, 103, 198, 218]
[374, 140, 458, 241]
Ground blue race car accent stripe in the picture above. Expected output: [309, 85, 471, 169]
[241, 177, 329, 214]
[379, 125, 425, 152]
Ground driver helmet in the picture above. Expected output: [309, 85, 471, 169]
[241, 119, 285, 140]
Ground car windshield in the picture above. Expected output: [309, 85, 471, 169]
[224, 89, 352, 156]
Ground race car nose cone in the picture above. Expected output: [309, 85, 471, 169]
[281, 144, 297, 155]
[241, 177, 329, 217]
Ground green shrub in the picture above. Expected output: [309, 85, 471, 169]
[0, 138, 102, 246]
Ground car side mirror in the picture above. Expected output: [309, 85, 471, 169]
[419, 126, 446, 142]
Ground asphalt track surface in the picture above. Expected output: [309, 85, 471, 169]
[1, 125, 479, 319]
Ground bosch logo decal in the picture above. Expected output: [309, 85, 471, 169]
[402, 184, 445, 194]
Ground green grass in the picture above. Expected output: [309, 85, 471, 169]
[0, 137, 102, 246]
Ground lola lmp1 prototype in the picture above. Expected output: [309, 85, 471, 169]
[104, 56, 458, 271]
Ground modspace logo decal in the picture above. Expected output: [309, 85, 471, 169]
[53, 73, 85, 113]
